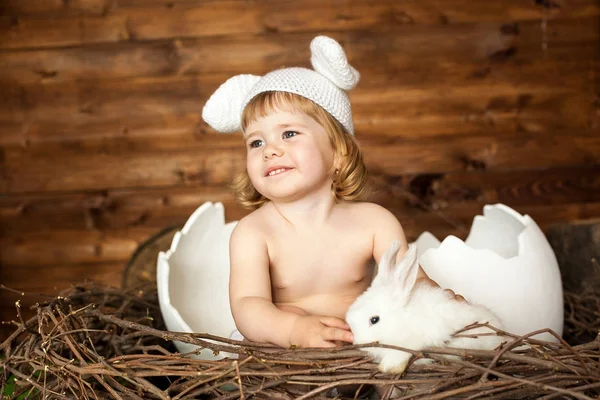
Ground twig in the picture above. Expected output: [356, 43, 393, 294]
[2, 282, 599, 400]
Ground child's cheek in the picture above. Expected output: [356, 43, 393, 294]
[246, 160, 262, 181]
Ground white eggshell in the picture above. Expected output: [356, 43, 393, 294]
[415, 204, 564, 342]
[157, 202, 237, 359]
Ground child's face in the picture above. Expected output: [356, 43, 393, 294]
[244, 109, 335, 202]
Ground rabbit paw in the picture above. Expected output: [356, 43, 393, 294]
[378, 352, 411, 375]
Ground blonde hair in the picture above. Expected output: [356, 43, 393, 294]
[231, 92, 369, 209]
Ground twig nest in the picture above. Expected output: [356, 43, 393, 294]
[2, 283, 598, 399]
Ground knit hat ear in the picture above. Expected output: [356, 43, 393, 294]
[310, 36, 360, 91]
[202, 74, 261, 133]
[202, 36, 359, 135]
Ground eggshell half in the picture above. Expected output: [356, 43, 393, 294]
[157, 202, 237, 359]
[416, 204, 563, 341]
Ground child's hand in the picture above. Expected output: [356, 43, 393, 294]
[289, 315, 354, 348]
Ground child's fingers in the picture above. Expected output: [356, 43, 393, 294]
[319, 316, 351, 330]
[322, 327, 354, 343]
[315, 340, 337, 348]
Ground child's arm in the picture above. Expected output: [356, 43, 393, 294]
[370, 204, 431, 281]
[370, 204, 467, 299]
[229, 218, 353, 348]
[370, 205, 409, 265]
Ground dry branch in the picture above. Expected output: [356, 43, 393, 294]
[1, 282, 599, 399]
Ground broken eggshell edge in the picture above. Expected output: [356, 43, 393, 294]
[415, 203, 563, 342]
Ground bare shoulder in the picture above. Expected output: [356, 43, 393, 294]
[229, 208, 271, 282]
[230, 207, 269, 245]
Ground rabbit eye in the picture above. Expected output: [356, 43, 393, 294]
[369, 316, 380, 325]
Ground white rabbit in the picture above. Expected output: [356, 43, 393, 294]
[346, 240, 505, 374]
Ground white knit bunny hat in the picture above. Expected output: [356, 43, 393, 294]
[202, 36, 360, 135]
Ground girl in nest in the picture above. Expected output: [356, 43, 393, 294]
[202, 36, 464, 348]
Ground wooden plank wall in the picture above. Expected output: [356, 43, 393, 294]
[0, 0, 599, 338]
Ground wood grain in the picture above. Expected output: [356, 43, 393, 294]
[1, 166, 598, 234]
[3, 0, 599, 21]
[0, 228, 157, 267]
[0, 89, 596, 148]
[0, 261, 124, 294]
[0, 0, 110, 17]
[1, 133, 598, 194]
[0, 74, 596, 142]
[369, 166, 600, 211]
[1, 2, 598, 50]
[546, 220, 600, 291]
[0, 186, 242, 234]
[2, 201, 600, 269]
[0, 25, 597, 85]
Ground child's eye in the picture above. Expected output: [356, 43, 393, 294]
[248, 139, 264, 149]
[282, 131, 297, 139]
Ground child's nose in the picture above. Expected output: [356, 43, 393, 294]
[262, 144, 283, 160]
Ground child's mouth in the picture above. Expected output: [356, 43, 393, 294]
[266, 168, 291, 177]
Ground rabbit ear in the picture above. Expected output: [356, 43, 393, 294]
[392, 244, 420, 295]
[373, 240, 402, 284]
[202, 74, 262, 133]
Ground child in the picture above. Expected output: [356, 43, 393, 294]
[202, 36, 461, 349]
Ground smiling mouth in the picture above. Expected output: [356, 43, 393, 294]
[266, 168, 291, 177]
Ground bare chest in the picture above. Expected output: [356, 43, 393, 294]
[268, 231, 374, 298]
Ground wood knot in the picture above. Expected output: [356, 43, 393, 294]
[489, 47, 517, 63]
[500, 23, 520, 36]
[263, 24, 279, 34]
[334, 13, 355, 22]
[458, 155, 487, 171]
[80, 105, 94, 115]
[535, 0, 561, 9]
[517, 94, 534, 110]
[8, 16, 19, 28]
[392, 11, 414, 25]
[470, 67, 491, 79]
[35, 69, 58, 79]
